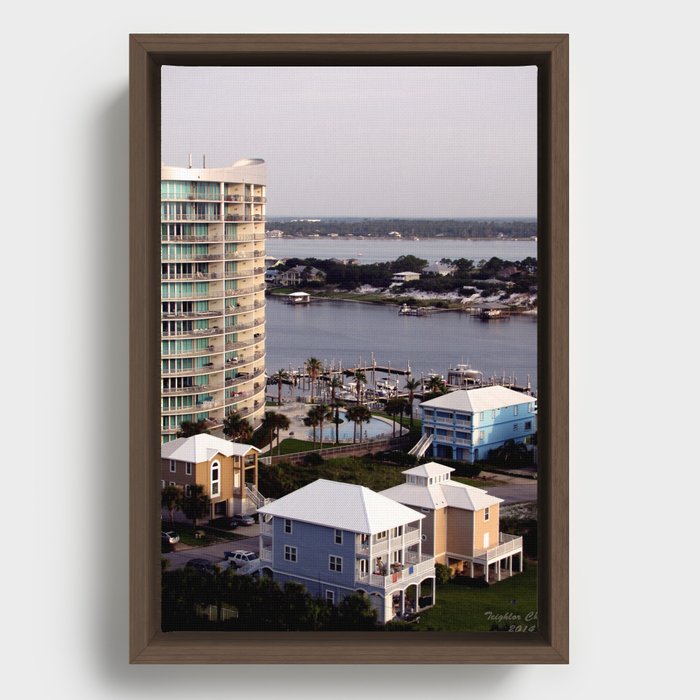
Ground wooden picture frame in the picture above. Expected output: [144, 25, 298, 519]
[130, 33, 568, 664]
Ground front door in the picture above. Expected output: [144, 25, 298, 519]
[483, 532, 489, 549]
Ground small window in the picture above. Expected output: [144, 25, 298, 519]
[284, 519, 293, 534]
[185, 484, 191, 497]
[525, 421, 532, 430]
[329, 555, 343, 573]
[376, 531, 387, 541]
[513, 423, 519, 431]
[392, 526, 402, 537]
[210, 460, 220, 497]
[334, 529, 343, 545]
[169, 481, 175, 487]
[514, 405, 519, 416]
[325, 590, 335, 604]
[185, 463, 192, 476]
[420, 508, 430, 514]
[484, 507, 490, 521]
[421, 534, 427, 542]
[479, 412, 485, 421]
[161, 480, 166, 489]
[169, 460, 177, 473]
[284, 545, 297, 562]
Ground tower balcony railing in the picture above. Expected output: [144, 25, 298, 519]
[225, 350, 265, 369]
[161, 253, 222, 262]
[162, 309, 222, 320]
[161, 234, 223, 243]
[161, 362, 226, 377]
[161, 326, 225, 339]
[161, 287, 223, 301]
[162, 344, 223, 358]
[162, 213, 222, 223]
[224, 333, 265, 351]
[225, 283, 266, 297]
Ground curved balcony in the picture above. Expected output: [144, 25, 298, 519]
[224, 250, 266, 262]
[224, 232, 266, 242]
[224, 332, 266, 351]
[223, 300, 265, 316]
[162, 309, 222, 321]
[162, 213, 222, 223]
[163, 382, 267, 416]
[161, 326, 225, 340]
[222, 268, 266, 282]
[224, 283, 266, 298]
[161, 287, 224, 301]
[162, 344, 223, 358]
[162, 234, 223, 243]
[224, 350, 265, 370]
[161, 362, 226, 377]
[161, 253, 222, 262]
[162, 367, 265, 397]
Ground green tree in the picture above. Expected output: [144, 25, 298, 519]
[424, 375, 447, 397]
[270, 368, 289, 406]
[222, 411, 253, 443]
[352, 369, 367, 405]
[304, 407, 320, 448]
[305, 357, 323, 403]
[333, 591, 378, 630]
[312, 403, 333, 451]
[161, 484, 182, 530]
[180, 484, 209, 529]
[346, 405, 372, 444]
[274, 413, 291, 456]
[404, 378, 421, 427]
[177, 419, 210, 438]
[328, 375, 345, 444]
[385, 397, 404, 438]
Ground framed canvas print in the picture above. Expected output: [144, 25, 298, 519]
[130, 34, 568, 664]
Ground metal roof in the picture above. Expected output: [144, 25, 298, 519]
[402, 462, 455, 479]
[420, 386, 535, 413]
[161, 434, 260, 463]
[258, 479, 425, 534]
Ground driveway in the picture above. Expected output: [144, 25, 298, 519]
[163, 533, 260, 570]
[484, 483, 537, 505]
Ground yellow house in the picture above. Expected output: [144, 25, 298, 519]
[160, 433, 265, 521]
[380, 462, 523, 583]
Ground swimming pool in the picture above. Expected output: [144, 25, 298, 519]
[307, 409, 394, 442]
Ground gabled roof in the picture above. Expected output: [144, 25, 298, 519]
[161, 434, 259, 463]
[258, 479, 424, 534]
[420, 386, 535, 413]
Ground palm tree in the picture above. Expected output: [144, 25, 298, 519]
[304, 407, 320, 448]
[180, 484, 209, 529]
[385, 398, 404, 438]
[404, 378, 421, 427]
[261, 411, 281, 453]
[313, 404, 333, 451]
[161, 484, 182, 530]
[305, 357, 323, 403]
[425, 375, 447, 397]
[395, 397, 408, 436]
[329, 376, 345, 444]
[222, 411, 253, 443]
[352, 369, 367, 405]
[274, 413, 291, 456]
[270, 368, 289, 406]
[346, 405, 372, 444]
[176, 419, 210, 438]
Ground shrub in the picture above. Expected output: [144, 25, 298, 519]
[303, 452, 324, 466]
[435, 563, 452, 585]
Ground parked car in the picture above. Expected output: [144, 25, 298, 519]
[230, 514, 256, 527]
[185, 558, 217, 574]
[224, 550, 259, 568]
[161, 531, 180, 545]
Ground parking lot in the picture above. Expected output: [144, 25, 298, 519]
[162, 524, 260, 570]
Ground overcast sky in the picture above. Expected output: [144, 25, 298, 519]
[162, 66, 537, 218]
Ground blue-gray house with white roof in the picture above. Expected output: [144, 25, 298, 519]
[420, 386, 537, 463]
[257, 479, 436, 623]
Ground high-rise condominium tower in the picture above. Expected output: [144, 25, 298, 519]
[160, 158, 267, 442]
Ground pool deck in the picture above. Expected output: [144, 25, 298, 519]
[260, 400, 396, 451]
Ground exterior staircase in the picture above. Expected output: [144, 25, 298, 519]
[245, 482, 274, 511]
[408, 433, 433, 458]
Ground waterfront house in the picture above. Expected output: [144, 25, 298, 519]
[161, 433, 266, 521]
[419, 386, 536, 464]
[380, 463, 523, 582]
[278, 265, 326, 286]
[423, 262, 456, 277]
[391, 271, 421, 283]
[264, 268, 281, 284]
[257, 479, 436, 623]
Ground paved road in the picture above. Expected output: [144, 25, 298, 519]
[484, 483, 537, 505]
[163, 533, 260, 570]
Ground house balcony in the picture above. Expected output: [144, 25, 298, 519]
[356, 526, 421, 557]
[259, 520, 273, 536]
[355, 554, 435, 591]
[259, 546, 273, 563]
[471, 533, 523, 565]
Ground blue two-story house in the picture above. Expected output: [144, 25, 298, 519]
[420, 386, 537, 464]
[257, 479, 436, 624]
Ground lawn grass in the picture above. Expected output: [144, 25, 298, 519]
[417, 562, 538, 632]
[262, 437, 318, 457]
[166, 524, 249, 549]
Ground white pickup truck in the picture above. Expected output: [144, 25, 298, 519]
[220, 550, 261, 575]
